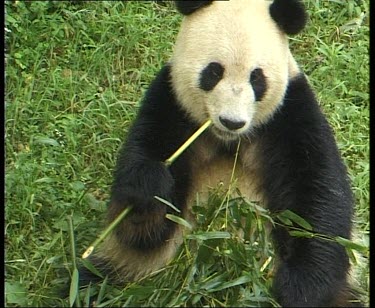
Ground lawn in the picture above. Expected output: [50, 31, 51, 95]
[5, 1, 369, 307]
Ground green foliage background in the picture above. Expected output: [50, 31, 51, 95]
[5, 1, 369, 307]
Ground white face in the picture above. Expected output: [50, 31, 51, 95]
[171, 0, 299, 140]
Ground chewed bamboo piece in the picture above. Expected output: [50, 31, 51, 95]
[82, 119, 212, 259]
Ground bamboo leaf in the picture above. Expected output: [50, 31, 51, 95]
[166, 214, 193, 230]
[288, 230, 315, 238]
[334, 236, 368, 253]
[279, 210, 313, 231]
[80, 258, 104, 278]
[187, 231, 231, 241]
[210, 275, 252, 292]
[154, 196, 181, 213]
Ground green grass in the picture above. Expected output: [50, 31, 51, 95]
[5, 1, 369, 307]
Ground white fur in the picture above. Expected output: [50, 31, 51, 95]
[171, 0, 301, 139]
[97, 228, 185, 281]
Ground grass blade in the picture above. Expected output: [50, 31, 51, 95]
[69, 268, 80, 307]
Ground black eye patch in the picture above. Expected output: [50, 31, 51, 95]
[199, 62, 224, 91]
[249, 68, 267, 101]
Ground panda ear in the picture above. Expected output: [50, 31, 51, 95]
[270, 0, 308, 35]
[175, 1, 213, 15]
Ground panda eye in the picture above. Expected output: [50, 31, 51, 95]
[199, 62, 224, 91]
[250, 68, 267, 101]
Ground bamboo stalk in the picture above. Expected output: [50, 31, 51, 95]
[82, 207, 133, 259]
[82, 119, 212, 259]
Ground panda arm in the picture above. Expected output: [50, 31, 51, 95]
[108, 65, 195, 249]
[260, 74, 354, 306]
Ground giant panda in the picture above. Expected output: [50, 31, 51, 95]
[81, 0, 359, 306]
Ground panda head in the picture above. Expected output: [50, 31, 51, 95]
[171, 0, 307, 140]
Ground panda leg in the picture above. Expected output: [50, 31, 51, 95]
[79, 199, 185, 285]
[92, 226, 184, 282]
[271, 226, 360, 307]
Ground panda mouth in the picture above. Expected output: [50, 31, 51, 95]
[211, 126, 243, 141]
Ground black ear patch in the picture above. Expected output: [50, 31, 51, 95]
[199, 62, 224, 91]
[175, 1, 213, 15]
[270, 0, 307, 35]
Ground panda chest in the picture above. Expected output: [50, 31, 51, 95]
[186, 139, 263, 207]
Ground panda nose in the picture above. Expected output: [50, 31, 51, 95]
[219, 116, 246, 130]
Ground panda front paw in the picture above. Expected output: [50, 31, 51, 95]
[108, 160, 177, 250]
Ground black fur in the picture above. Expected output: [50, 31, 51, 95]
[270, 0, 307, 35]
[259, 74, 355, 307]
[250, 68, 267, 101]
[108, 65, 196, 250]
[175, 0, 213, 15]
[199, 62, 225, 91]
